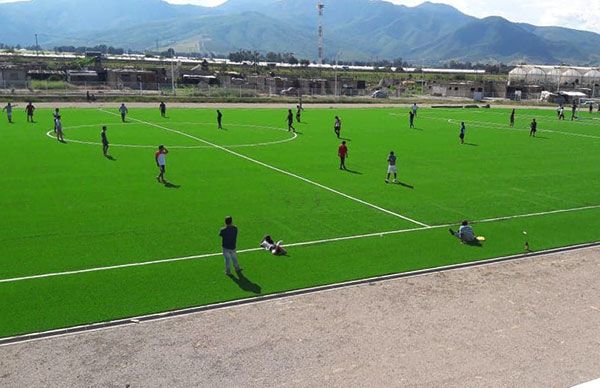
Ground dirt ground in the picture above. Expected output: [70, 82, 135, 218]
[2, 247, 600, 387]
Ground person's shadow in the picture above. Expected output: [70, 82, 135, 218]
[163, 181, 181, 189]
[104, 155, 117, 161]
[228, 271, 261, 294]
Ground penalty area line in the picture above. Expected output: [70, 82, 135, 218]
[98, 109, 430, 228]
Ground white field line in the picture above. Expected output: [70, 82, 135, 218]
[3, 203, 600, 284]
[46, 122, 298, 149]
[443, 117, 600, 140]
[0, 225, 429, 284]
[99, 109, 430, 228]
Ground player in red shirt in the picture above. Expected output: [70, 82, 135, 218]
[338, 141, 348, 170]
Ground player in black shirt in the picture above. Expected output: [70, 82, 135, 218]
[101, 126, 109, 157]
[287, 109, 296, 132]
[217, 110, 223, 129]
[159, 102, 166, 118]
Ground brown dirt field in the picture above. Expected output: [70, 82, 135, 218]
[2, 246, 600, 387]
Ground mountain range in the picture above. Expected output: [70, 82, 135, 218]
[1, 0, 600, 65]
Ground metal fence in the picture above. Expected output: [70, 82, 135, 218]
[0, 79, 516, 101]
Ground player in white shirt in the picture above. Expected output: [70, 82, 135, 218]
[2, 102, 15, 123]
[55, 115, 65, 142]
[155, 145, 169, 183]
[385, 151, 397, 184]
[119, 103, 128, 122]
[449, 221, 477, 243]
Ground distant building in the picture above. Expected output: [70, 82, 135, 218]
[67, 70, 100, 85]
[106, 68, 165, 90]
[0, 64, 27, 87]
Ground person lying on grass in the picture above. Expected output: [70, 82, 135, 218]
[260, 235, 287, 256]
[449, 221, 477, 244]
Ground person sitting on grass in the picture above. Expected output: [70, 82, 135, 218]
[260, 235, 287, 256]
[449, 221, 477, 244]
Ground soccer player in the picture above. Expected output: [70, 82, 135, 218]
[2, 102, 14, 123]
[119, 103, 128, 122]
[409, 110, 415, 128]
[52, 108, 60, 132]
[571, 102, 578, 121]
[558, 106, 565, 120]
[217, 109, 223, 129]
[55, 115, 64, 142]
[509, 109, 515, 127]
[412, 103, 418, 117]
[101, 126, 109, 157]
[296, 104, 302, 123]
[590, 103, 594, 114]
[220, 216, 240, 275]
[159, 101, 166, 118]
[449, 221, 477, 244]
[260, 235, 287, 256]
[459, 122, 466, 144]
[25, 102, 35, 123]
[385, 151, 397, 184]
[338, 141, 348, 170]
[334, 116, 342, 138]
[287, 109, 296, 132]
[155, 145, 169, 183]
[530, 119, 537, 137]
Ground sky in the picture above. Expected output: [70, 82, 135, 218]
[0, 0, 599, 33]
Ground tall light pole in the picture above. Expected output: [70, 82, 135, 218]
[317, 2, 324, 66]
[34, 34, 39, 56]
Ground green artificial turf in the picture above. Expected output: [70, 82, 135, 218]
[1, 105, 600, 338]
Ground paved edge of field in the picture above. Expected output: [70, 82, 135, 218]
[2, 245, 600, 387]
[22, 102, 560, 110]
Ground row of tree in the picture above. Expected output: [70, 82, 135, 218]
[53, 45, 125, 55]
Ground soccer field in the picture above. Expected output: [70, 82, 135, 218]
[2, 105, 600, 339]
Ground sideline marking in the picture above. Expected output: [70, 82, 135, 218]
[99, 109, 430, 228]
[445, 118, 600, 140]
[3, 203, 600, 284]
[45, 121, 298, 149]
[2, 241, 600, 347]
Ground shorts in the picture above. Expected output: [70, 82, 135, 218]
[102, 141, 109, 146]
[387, 165, 397, 174]
[159, 165, 166, 173]
[459, 133, 465, 139]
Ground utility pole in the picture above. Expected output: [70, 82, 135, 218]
[317, 2, 324, 66]
[171, 51, 176, 95]
[34, 34, 39, 56]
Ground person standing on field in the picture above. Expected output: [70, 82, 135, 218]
[159, 101, 166, 118]
[385, 151, 398, 184]
[509, 109, 515, 127]
[287, 109, 296, 132]
[338, 141, 348, 170]
[334, 116, 342, 138]
[459, 122, 466, 144]
[119, 103, 128, 122]
[155, 145, 168, 183]
[220, 216, 240, 275]
[409, 110, 415, 128]
[101, 126, 109, 157]
[412, 103, 418, 117]
[25, 102, 35, 123]
[530, 119, 537, 137]
[55, 115, 65, 142]
[2, 102, 14, 123]
[217, 109, 223, 129]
